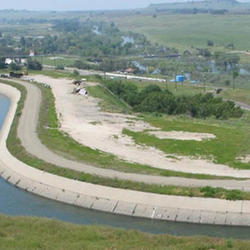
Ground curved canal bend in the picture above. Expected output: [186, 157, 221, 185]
[1, 94, 250, 239]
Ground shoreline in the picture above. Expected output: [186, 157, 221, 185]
[1, 81, 250, 226]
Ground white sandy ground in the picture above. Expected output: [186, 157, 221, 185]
[238, 155, 250, 164]
[148, 131, 216, 141]
[3, 82, 250, 227]
[30, 75, 249, 176]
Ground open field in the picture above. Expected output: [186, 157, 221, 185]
[36, 56, 78, 68]
[110, 14, 250, 51]
[124, 113, 250, 170]
[220, 88, 250, 106]
[1, 214, 250, 250]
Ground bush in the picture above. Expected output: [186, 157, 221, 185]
[55, 64, 64, 70]
[27, 59, 43, 70]
[207, 40, 214, 47]
[200, 186, 218, 198]
[72, 70, 79, 76]
[0, 57, 6, 69]
[9, 62, 21, 71]
[226, 190, 244, 200]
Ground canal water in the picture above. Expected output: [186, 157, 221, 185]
[1, 94, 250, 239]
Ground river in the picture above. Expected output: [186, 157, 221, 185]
[1, 94, 250, 239]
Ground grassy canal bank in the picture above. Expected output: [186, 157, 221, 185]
[0, 214, 250, 250]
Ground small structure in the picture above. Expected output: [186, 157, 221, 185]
[176, 75, 185, 83]
[79, 88, 88, 96]
[73, 80, 82, 86]
[125, 68, 136, 74]
[5, 58, 15, 65]
[21, 58, 27, 65]
[105, 73, 166, 83]
[5, 58, 27, 65]
[0, 74, 9, 78]
[29, 50, 35, 57]
[73, 86, 88, 96]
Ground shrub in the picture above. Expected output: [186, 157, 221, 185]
[27, 59, 43, 70]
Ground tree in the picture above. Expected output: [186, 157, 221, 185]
[0, 57, 6, 69]
[27, 59, 43, 70]
[225, 80, 231, 86]
[9, 62, 21, 71]
[232, 69, 239, 90]
[72, 70, 79, 76]
[207, 40, 214, 47]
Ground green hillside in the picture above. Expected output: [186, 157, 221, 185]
[113, 14, 250, 50]
[148, 0, 250, 12]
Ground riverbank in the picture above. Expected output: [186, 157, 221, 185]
[1, 80, 250, 226]
[2, 214, 250, 250]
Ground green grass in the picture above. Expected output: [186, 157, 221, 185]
[123, 114, 250, 170]
[111, 14, 250, 51]
[220, 88, 250, 106]
[1, 214, 250, 250]
[2, 79, 250, 200]
[29, 69, 80, 79]
[36, 55, 78, 68]
[135, 80, 211, 96]
[87, 85, 131, 113]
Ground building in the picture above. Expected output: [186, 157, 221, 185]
[29, 50, 35, 57]
[125, 68, 136, 74]
[105, 72, 166, 83]
[5, 58, 14, 65]
[5, 58, 27, 65]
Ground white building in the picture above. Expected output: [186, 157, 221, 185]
[105, 73, 166, 83]
[5, 58, 14, 65]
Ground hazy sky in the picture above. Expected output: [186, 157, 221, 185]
[0, 0, 181, 11]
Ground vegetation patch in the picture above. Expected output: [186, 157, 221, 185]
[2, 214, 250, 250]
[104, 80, 243, 119]
[123, 114, 250, 169]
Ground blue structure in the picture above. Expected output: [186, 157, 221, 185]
[176, 75, 185, 82]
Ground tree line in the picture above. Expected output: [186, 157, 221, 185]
[104, 80, 243, 119]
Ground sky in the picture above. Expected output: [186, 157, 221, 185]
[0, 0, 181, 11]
[0, 0, 249, 11]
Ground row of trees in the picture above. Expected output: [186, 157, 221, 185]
[0, 57, 42, 70]
[105, 81, 243, 119]
[15, 20, 176, 58]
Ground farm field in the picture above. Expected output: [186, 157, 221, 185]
[110, 14, 250, 51]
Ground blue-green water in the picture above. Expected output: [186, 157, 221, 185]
[1, 94, 250, 239]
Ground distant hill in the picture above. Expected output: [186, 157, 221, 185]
[148, 0, 250, 13]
